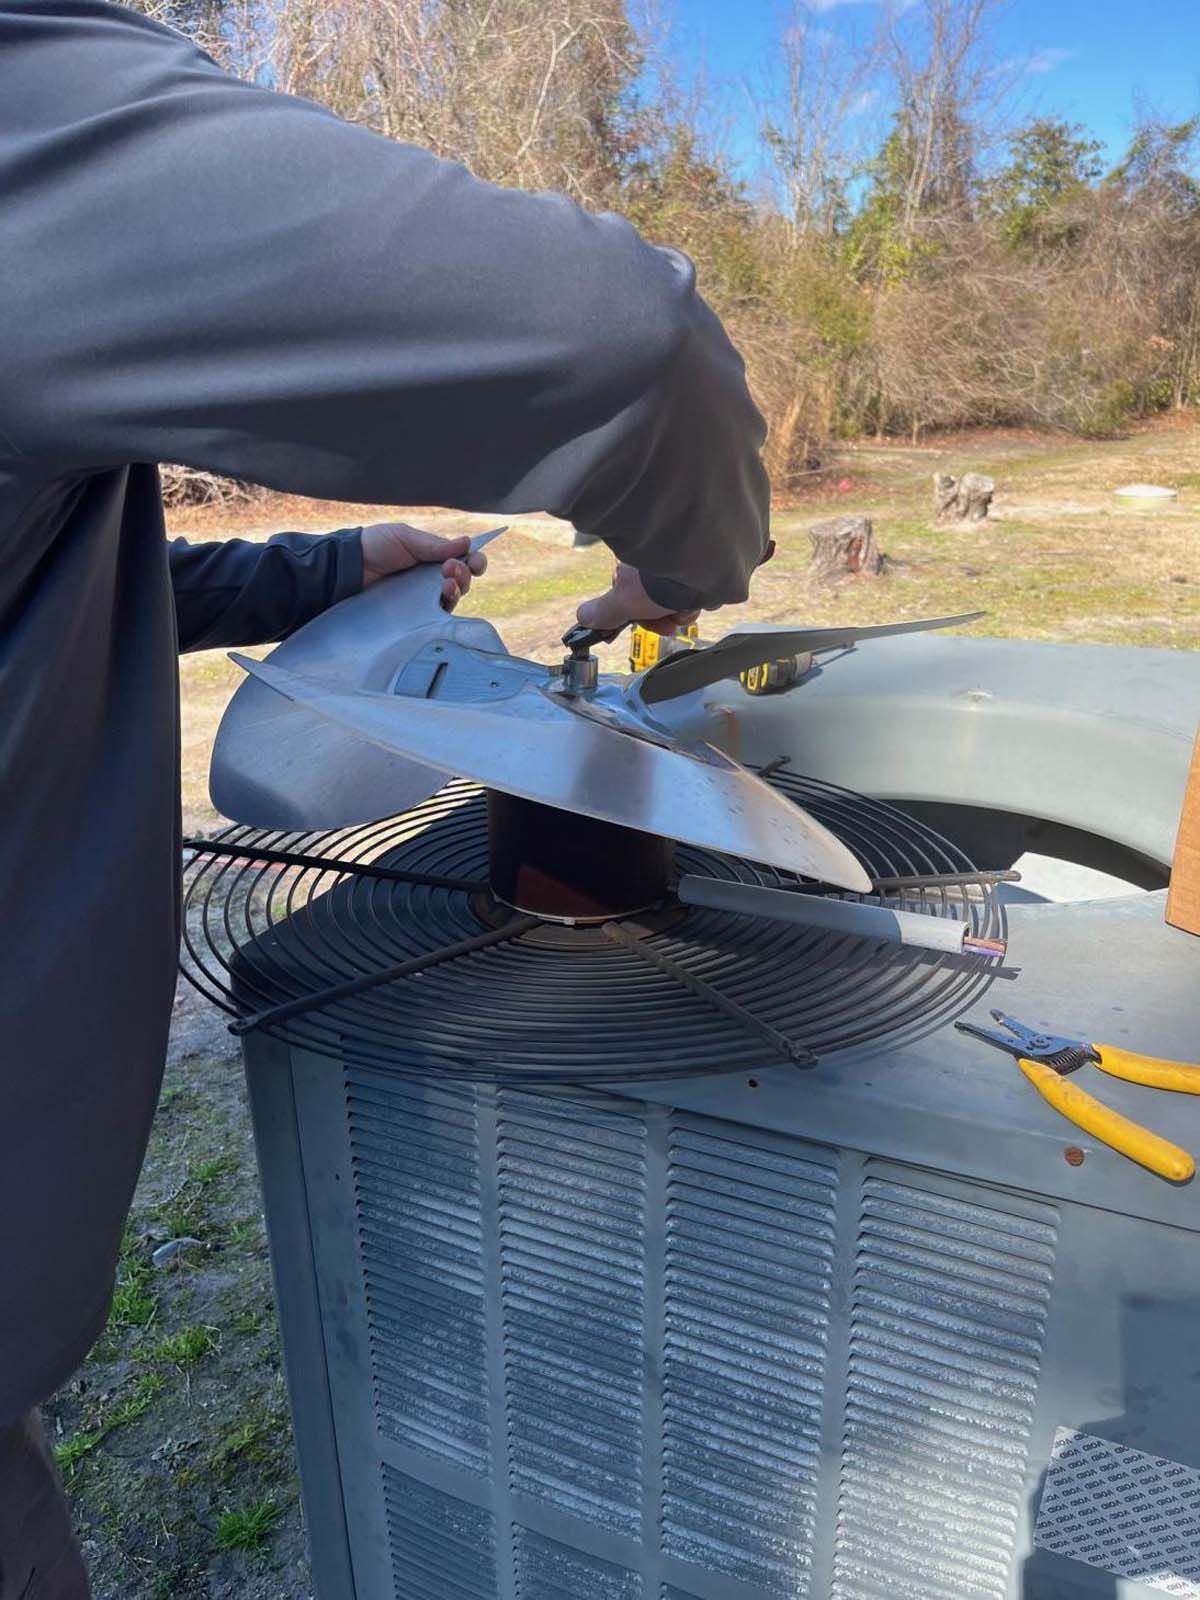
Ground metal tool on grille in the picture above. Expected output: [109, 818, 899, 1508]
[211, 527, 980, 891]
[955, 1008, 1200, 1181]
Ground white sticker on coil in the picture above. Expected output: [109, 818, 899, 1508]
[1034, 1428, 1200, 1597]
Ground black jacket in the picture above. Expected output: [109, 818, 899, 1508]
[0, 0, 768, 1418]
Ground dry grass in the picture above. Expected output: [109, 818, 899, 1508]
[177, 418, 1200, 832]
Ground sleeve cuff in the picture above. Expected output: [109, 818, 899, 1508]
[640, 570, 706, 613]
[331, 526, 365, 604]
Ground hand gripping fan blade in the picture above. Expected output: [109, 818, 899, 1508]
[638, 611, 986, 704]
[230, 654, 873, 891]
[210, 528, 507, 828]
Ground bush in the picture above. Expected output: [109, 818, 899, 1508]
[159, 466, 270, 511]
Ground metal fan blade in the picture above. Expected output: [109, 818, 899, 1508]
[638, 612, 986, 704]
[210, 527, 507, 827]
[231, 654, 874, 892]
[209, 676, 451, 829]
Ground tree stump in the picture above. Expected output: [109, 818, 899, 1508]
[933, 472, 995, 522]
[807, 515, 884, 582]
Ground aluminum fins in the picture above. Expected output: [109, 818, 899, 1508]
[231, 653, 873, 892]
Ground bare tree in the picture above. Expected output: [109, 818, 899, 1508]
[759, 7, 882, 243]
[119, 0, 266, 78]
[104, 0, 1200, 472]
[880, 0, 1007, 247]
[274, 0, 640, 207]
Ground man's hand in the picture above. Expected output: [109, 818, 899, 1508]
[361, 522, 487, 609]
[577, 562, 700, 638]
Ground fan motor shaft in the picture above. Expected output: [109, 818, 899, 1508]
[486, 790, 675, 923]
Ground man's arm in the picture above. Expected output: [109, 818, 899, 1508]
[169, 530, 362, 653]
[170, 524, 484, 651]
[0, 1, 768, 613]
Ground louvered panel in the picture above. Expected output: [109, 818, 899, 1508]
[662, 1123, 838, 1595]
[514, 1526, 641, 1600]
[347, 1071, 490, 1473]
[831, 1168, 1058, 1600]
[498, 1092, 647, 1538]
[382, 1467, 497, 1600]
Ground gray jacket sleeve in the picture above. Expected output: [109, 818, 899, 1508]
[0, 2, 768, 611]
[169, 529, 363, 652]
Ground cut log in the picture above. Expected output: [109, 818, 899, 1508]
[934, 472, 995, 522]
[807, 515, 884, 583]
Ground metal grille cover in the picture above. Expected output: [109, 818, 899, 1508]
[1034, 1429, 1200, 1597]
[183, 774, 1005, 1082]
[350, 1073, 488, 1472]
[662, 1127, 836, 1591]
[833, 1166, 1058, 1600]
[498, 1093, 647, 1534]
[288, 1067, 1067, 1600]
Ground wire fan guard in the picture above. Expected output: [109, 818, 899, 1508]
[181, 771, 1005, 1084]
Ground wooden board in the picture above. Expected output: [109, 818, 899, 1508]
[1166, 727, 1200, 936]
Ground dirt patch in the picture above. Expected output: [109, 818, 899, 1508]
[45, 979, 312, 1600]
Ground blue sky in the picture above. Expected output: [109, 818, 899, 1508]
[666, 0, 1200, 180]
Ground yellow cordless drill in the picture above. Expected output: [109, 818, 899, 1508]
[629, 624, 806, 695]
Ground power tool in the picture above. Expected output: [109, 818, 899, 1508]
[629, 623, 809, 695]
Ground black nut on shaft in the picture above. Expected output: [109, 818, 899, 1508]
[562, 622, 624, 654]
[559, 621, 625, 694]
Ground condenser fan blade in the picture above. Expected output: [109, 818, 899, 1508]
[210, 527, 507, 828]
[232, 654, 874, 892]
[638, 612, 986, 704]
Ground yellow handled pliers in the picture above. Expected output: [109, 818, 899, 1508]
[955, 1009, 1200, 1183]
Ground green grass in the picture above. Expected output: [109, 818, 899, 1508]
[215, 1497, 284, 1553]
[54, 1374, 166, 1478]
[157, 1084, 203, 1116]
[764, 498, 1200, 648]
[110, 1274, 158, 1329]
[214, 1418, 270, 1467]
[230, 1305, 264, 1336]
[153, 1151, 237, 1240]
[177, 1399, 290, 1492]
[106, 1372, 166, 1428]
[192, 1154, 233, 1187]
[55, 1428, 105, 1475]
[156, 1207, 200, 1241]
[458, 555, 609, 620]
[154, 1324, 217, 1367]
[224, 1217, 264, 1252]
[46, 1042, 306, 1594]
[110, 1235, 159, 1331]
[207, 1413, 286, 1482]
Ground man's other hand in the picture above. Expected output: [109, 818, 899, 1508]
[577, 562, 700, 638]
[361, 523, 487, 609]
